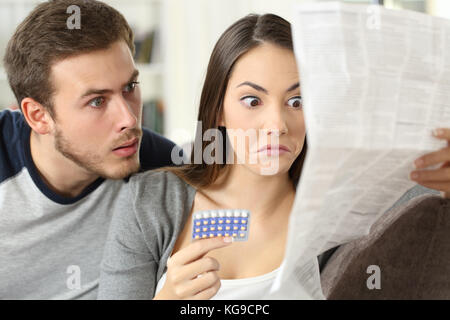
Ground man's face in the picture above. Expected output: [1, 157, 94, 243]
[49, 41, 143, 179]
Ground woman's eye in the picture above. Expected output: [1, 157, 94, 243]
[88, 97, 105, 108]
[124, 81, 139, 93]
[287, 96, 302, 109]
[240, 96, 261, 108]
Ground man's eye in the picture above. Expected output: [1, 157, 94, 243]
[287, 96, 302, 109]
[240, 96, 261, 108]
[88, 97, 105, 108]
[124, 81, 139, 93]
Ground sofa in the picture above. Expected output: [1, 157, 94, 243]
[320, 193, 450, 299]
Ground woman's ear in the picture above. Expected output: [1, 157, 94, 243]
[218, 114, 225, 127]
[21, 97, 54, 135]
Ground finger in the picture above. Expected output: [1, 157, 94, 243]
[442, 191, 450, 199]
[432, 128, 450, 140]
[190, 275, 221, 300]
[414, 147, 450, 169]
[412, 180, 450, 193]
[441, 161, 450, 168]
[168, 237, 232, 266]
[182, 256, 220, 281]
[169, 256, 220, 285]
[177, 271, 220, 299]
[410, 167, 450, 182]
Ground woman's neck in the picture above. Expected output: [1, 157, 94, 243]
[201, 165, 296, 222]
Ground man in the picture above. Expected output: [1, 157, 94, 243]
[0, 0, 179, 299]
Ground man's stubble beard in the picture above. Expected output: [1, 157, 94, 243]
[53, 126, 141, 180]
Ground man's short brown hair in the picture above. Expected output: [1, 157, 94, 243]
[3, 0, 135, 116]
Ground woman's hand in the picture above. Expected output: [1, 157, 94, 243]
[410, 128, 450, 198]
[153, 236, 233, 300]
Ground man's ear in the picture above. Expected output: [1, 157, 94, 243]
[21, 98, 54, 135]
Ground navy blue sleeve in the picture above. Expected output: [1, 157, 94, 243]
[138, 128, 183, 172]
[0, 110, 28, 184]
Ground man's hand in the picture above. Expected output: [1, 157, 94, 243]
[410, 128, 450, 198]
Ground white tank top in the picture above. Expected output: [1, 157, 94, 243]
[155, 267, 280, 300]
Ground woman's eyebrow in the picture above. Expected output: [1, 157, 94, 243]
[236, 81, 300, 94]
[236, 81, 268, 94]
[286, 82, 300, 92]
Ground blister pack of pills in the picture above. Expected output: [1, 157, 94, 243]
[192, 209, 251, 241]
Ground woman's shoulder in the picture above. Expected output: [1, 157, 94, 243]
[127, 169, 196, 222]
[129, 169, 189, 191]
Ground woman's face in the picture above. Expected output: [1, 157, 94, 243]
[220, 42, 306, 176]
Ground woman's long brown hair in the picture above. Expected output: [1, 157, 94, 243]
[158, 13, 307, 189]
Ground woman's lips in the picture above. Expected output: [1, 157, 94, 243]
[112, 138, 139, 157]
[257, 144, 291, 156]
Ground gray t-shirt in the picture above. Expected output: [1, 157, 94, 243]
[1, 176, 127, 299]
[98, 170, 196, 299]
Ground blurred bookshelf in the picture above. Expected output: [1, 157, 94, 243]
[111, 0, 165, 135]
[0, 66, 15, 109]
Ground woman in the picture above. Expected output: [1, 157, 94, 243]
[98, 13, 308, 300]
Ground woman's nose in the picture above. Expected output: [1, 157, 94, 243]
[264, 107, 289, 136]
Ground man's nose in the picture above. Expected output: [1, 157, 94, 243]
[114, 96, 138, 132]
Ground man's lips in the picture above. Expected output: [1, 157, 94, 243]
[113, 138, 139, 150]
[112, 137, 139, 157]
